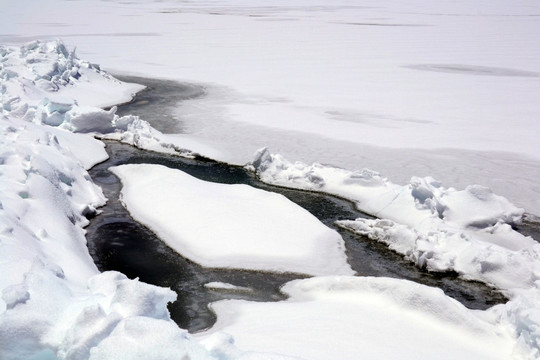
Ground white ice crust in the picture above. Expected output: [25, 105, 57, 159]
[111, 163, 353, 276]
[0, 41, 297, 360]
[2, 31, 540, 360]
[199, 276, 524, 360]
[248, 148, 540, 358]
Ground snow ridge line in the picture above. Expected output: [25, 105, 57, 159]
[2, 39, 539, 359]
[247, 147, 540, 358]
[0, 40, 293, 360]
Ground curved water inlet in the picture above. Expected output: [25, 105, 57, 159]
[86, 77, 508, 333]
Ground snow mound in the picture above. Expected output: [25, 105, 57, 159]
[99, 116, 198, 158]
[111, 163, 353, 276]
[1, 41, 302, 360]
[250, 148, 525, 229]
[200, 276, 524, 360]
[1, 40, 199, 159]
[336, 218, 540, 290]
[0, 115, 210, 359]
[249, 148, 540, 358]
[0, 40, 143, 109]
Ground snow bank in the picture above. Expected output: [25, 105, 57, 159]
[200, 276, 525, 360]
[250, 148, 525, 228]
[1, 41, 298, 360]
[248, 148, 540, 357]
[111, 163, 353, 276]
[0, 116, 106, 288]
[0, 115, 213, 359]
[0, 40, 143, 109]
[249, 148, 537, 287]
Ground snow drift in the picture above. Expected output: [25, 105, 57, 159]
[0, 41, 296, 360]
[2, 39, 540, 359]
[111, 163, 353, 276]
[199, 276, 522, 360]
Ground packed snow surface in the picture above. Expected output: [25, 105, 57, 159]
[2, 0, 539, 214]
[250, 149, 540, 290]
[0, 41, 299, 360]
[200, 276, 522, 360]
[2, 7, 540, 358]
[111, 163, 353, 276]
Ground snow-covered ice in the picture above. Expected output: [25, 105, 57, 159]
[111, 163, 353, 276]
[199, 276, 522, 360]
[248, 148, 540, 357]
[2, 0, 540, 357]
[2, 0, 539, 214]
[0, 41, 298, 360]
[249, 149, 540, 290]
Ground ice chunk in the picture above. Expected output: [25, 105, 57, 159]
[336, 218, 540, 290]
[111, 163, 353, 276]
[200, 276, 520, 360]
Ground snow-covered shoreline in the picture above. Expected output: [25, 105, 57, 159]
[4, 0, 540, 215]
[1, 40, 539, 359]
[0, 41, 222, 360]
[248, 149, 538, 288]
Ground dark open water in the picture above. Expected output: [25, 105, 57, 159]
[87, 75, 507, 333]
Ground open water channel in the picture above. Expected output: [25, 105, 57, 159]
[86, 75, 507, 333]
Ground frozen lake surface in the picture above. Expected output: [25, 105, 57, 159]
[4, 0, 538, 214]
[87, 140, 507, 332]
[85, 78, 508, 331]
[2, 1, 540, 356]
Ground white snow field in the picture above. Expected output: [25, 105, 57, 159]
[1, 0, 539, 214]
[199, 276, 519, 360]
[249, 149, 539, 291]
[111, 163, 353, 276]
[0, 41, 300, 360]
[2, 0, 540, 357]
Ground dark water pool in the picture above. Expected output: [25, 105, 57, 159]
[87, 141, 507, 333]
[86, 75, 507, 333]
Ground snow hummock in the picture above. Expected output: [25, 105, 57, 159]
[199, 276, 523, 360]
[248, 148, 540, 357]
[2, 35, 540, 359]
[111, 163, 353, 276]
[0, 40, 143, 109]
[0, 41, 299, 360]
[249, 148, 538, 289]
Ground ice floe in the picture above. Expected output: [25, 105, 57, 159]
[111, 163, 353, 276]
[199, 276, 524, 360]
[0, 41, 290, 360]
[2, 37, 540, 360]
